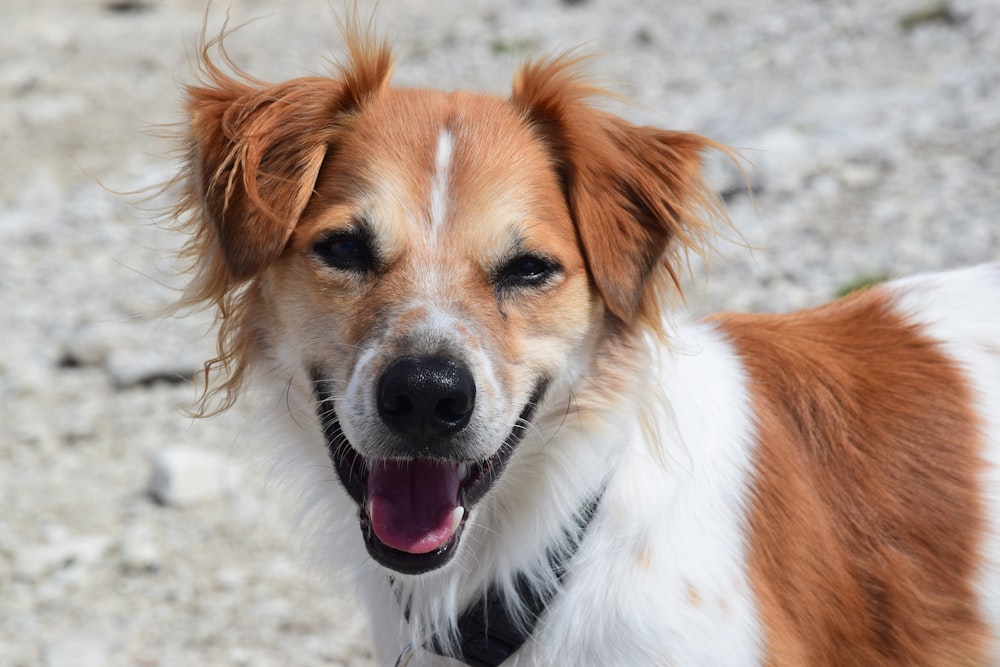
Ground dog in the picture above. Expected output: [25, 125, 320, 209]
[171, 23, 1000, 667]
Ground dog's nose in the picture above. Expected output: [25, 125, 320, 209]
[378, 356, 476, 440]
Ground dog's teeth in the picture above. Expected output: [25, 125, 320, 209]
[457, 462, 471, 482]
[366, 498, 374, 519]
[449, 506, 465, 535]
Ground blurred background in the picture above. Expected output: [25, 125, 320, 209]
[1, 0, 998, 665]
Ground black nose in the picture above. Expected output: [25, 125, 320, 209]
[377, 356, 476, 440]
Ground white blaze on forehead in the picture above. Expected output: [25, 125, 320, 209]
[429, 128, 454, 233]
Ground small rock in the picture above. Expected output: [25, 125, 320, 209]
[703, 150, 752, 201]
[44, 635, 111, 667]
[119, 528, 163, 574]
[2, 359, 53, 398]
[62, 316, 213, 388]
[214, 566, 248, 591]
[105, 345, 198, 388]
[839, 163, 882, 190]
[59, 321, 121, 368]
[898, 1, 959, 31]
[149, 446, 239, 507]
[14, 535, 112, 581]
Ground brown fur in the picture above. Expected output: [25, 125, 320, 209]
[713, 287, 989, 666]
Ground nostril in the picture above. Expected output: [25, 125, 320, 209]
[382, 393, 414, 418]
[436, 395, 474, 424]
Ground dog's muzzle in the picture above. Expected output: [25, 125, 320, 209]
[313, 359, 546, 575]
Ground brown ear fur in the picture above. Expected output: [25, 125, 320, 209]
[173, 25, 392, 413]
[184, 30, 392, 282]
[187, 77, 331, 281]
[511, 56, 727, 326]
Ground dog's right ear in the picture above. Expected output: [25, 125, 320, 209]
[173, 29, 393, 415]
[184, 33, 393, 281]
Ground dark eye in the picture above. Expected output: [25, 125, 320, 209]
[495, 254, 560, 291]
[313, 231, 376, 272]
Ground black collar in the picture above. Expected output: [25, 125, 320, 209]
[398, 490, 604, 667]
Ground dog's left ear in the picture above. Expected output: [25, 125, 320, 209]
[512, 57, 721, 324]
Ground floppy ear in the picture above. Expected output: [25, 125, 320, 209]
[511, 57, 722, 324]
[184, 34, 393, 281]
[186, 78, 330, 280]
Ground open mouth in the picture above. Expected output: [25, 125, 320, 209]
[312, 372, 546, 575]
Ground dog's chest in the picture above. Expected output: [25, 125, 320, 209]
[395, 321, 767, 665]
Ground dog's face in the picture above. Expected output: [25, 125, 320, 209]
[181, 40, 717, 575]
[265, 90, 599, 572]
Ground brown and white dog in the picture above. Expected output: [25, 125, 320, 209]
[172, 24, 1000, 667]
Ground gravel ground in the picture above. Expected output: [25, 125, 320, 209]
[1, 0, 998, 665]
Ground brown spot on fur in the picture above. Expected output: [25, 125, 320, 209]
[684, 581, 702, 607]
[712, 287, 989, 666]
[636, 545, 653, 572]
[717, 596, 730, 618]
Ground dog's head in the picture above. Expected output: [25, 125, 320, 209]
[177, 29, 722, 575]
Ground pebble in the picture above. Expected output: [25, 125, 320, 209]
[64, 316, 214, 388]
[119, 527, 163, 574]
[148, 446, 240, 507]
[838, 163, 882, 190]
[14, 535, 113, 581]
[44, 636, 112, 667]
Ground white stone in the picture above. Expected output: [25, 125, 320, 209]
[14, 536, 112, 581]
[119, 529, 163, 574]
[149, 446, 240, 507]
[44, 635, 111, 667]
[839, 163, 882, 189]
[64, 316, 214, 389]
[214, 566, 248, 591]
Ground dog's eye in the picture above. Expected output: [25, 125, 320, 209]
[313, 232, 376, 272]
[495, 254, 559, 291]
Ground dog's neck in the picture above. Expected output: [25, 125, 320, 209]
[398, 489, 605, 666]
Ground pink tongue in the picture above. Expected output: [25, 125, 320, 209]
[366, 459, 461, 554]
